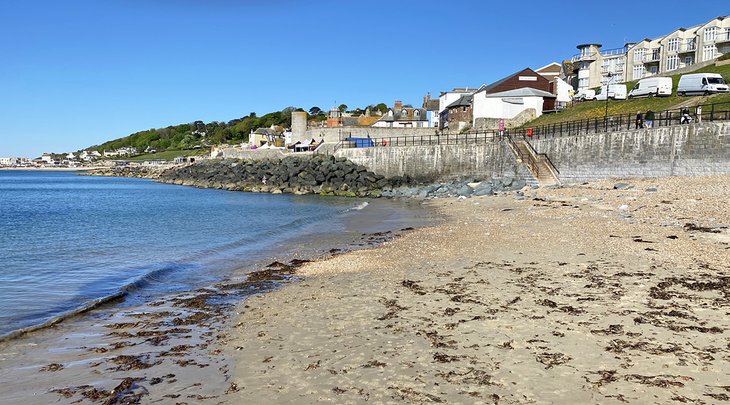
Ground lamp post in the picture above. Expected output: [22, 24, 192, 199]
[604, 72, 614, 131]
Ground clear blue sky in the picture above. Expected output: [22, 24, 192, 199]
[0, 1, 725, 157]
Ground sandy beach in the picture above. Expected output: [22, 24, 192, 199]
[1, 175, 728, 404]
[227, 175, 729, 404]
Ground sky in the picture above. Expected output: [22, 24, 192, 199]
[0, 0, 726, 157]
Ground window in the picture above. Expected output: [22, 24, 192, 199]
[401, 109, 407, 117]
[414, 110, 420, 118]
[648, 66, 658, 75]
[668, 38, 679, 52]
[703, 44, 717, 61]
[722, 46, 730, 55]
[578, 77, 588, 88]
[632, 65, 645, 80]
[666, 55, 679, 71]
[704, 26, 717, 42]
[684, 56, 693, 66]
[726, 28, 730, 41]
[633, 48, 645, 63]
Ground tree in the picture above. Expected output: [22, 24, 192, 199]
[309, 106, 322, 116]
[374, 103, 388, 113]
[338, 104, 348, 113]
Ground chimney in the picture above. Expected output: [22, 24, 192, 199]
[394, 100, 402, 110]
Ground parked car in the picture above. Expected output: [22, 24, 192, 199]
[596, 84, 627, 100]
[677, 73, 729, 96]
[629, 77, 673, 98]
[573, 89, 596, 101]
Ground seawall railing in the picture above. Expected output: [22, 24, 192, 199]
[336, 100, 730, 149]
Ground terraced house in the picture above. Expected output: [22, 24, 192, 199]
[569, 15, 730, 89]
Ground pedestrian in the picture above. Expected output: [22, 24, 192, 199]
[644, 110, 655, 129]
[680, 107, 692, 124]
[696, 105, 702, 123]
[635, 111, 643, 129]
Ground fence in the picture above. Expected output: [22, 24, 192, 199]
[336, 100, 730, 149]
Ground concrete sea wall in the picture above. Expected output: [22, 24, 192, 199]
[530, 122, 730, 182]
[333, 122, 729, 184]
[335, 142, 530, 182]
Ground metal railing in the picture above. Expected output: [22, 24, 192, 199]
[336, 101, 730, 149]
[511, 100, 730, 141]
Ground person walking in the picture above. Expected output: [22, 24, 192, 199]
[681, 107, 692, 124]
[635, 111, 643, 129]
[644, 110, 655, 129]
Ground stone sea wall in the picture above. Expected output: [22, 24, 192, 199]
[530, 122, 730, 182]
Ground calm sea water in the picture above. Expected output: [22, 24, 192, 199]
[0, 170, 375, 338]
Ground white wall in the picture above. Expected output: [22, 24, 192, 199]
[555, 78, 573, 103]
[472, 93, 545, 122]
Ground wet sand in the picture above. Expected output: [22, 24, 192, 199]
[227, 175, 729, 404]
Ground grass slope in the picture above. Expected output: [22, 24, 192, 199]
[525, 63, 730, 128]
[125, 149, 208, 161]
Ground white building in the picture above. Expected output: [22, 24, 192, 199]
[371, 101, 429, 128]
[571, 15, 730, 86]
[472, 88, 555, 123]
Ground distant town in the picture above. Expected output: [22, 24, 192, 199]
[3, 15, 729, 169]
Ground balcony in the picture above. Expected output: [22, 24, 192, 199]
[599, 46, 628, 57]
[677, 42, 697, 53]
[600, 64, 625, 74]
[717, 31, 730, 44]
[571, 52, 598, 62]
[643, 51, 661, 64]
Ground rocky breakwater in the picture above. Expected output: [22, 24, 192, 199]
[83, 165, 172, 179]
[157, 155, 414, 197]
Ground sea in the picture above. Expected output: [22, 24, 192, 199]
[0, 170, 425, 340]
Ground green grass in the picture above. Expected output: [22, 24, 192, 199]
[525, 63, 730, 128]
[125, 149, 208, 161]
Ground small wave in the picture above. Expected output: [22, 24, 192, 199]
[349, 201, 369, 211]
[0, 263, 188, 343]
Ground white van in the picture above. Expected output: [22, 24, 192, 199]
[628, 77, 673, 98]
[595, 84, 627, 100]
[677, 73, 729, 96]
[573, 88, 596, 101]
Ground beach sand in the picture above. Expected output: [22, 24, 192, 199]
[227, 175, 729, 404]
[1, 175, 727, 404]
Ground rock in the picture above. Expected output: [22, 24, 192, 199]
[613, 182, 633, 190]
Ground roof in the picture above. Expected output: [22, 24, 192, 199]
[483, 88, 556, 98]
[536, 62, 561, 73]
[446, 95, 473, 109]
[377, 107, 428, 122]
[425, 99, 440, 111]
[476, 67, 548, 95]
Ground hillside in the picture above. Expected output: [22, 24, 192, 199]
[524, 61, 730, 128]
[86, 109, 298, 155]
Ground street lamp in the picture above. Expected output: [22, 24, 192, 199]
[604, 72, 613, 131]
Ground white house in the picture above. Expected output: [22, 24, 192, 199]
[471, 68, 556, 130]
[473, 88, 556, 123]
[371, 101, 429, 128]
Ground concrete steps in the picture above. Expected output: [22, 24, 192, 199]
[510, 139, 561, 187]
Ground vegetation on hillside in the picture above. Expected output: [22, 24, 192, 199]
[525, 63, 730, 128]
[88, 103, 391, 158]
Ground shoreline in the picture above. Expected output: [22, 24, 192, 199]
[225, 175, 730, 404]
[0, 196, 436, 404]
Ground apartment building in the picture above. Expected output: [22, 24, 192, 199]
[570, 15, 730, 88]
